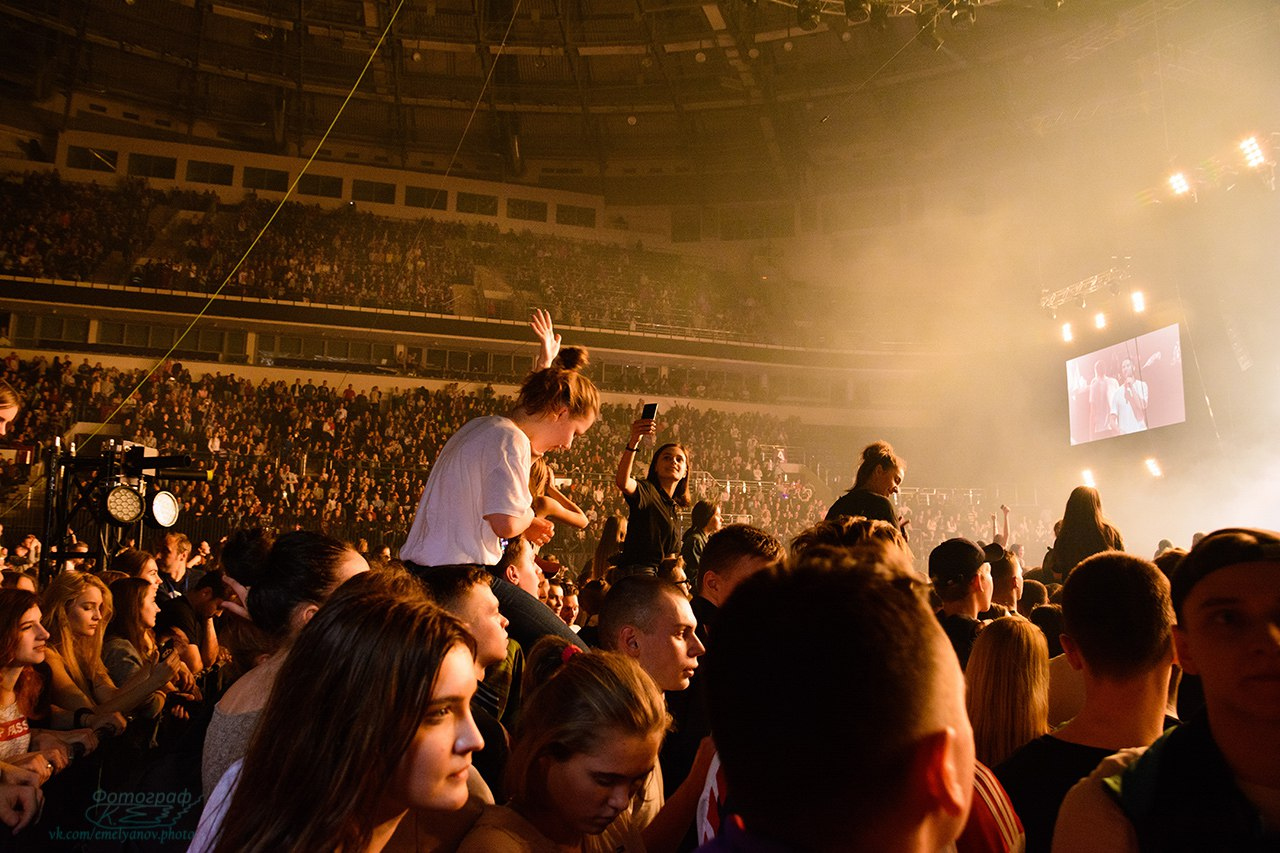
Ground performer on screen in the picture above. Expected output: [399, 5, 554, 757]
[1107, 357, 1148, 434]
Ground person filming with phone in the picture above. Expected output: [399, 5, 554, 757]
[612, 403, 692, 579]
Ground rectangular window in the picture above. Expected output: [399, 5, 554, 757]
[405, 185, 448, 210]
[149, 326, 176, 349]
[456, 191, 498, 217]
[296, 173, 343, 199]
[352, 179, 396, 205]
[66, 145, 118, 173]
[127, 153, 178, 180]
[98, 321, 125, 345]
[556, 203, 597, 228]
[507, 198, 548, 222]
[243, 166, 290, 193]
[371, 342, 395, 365]
[186, 160, 235, 186]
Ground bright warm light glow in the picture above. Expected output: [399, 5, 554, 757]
[1094, 312, 1106, 329]
[1131, 291, 1146, 313]
[1169, 172, 1191, 195]
[1241, 136, 1266, 169]
[1082, 469, 1096, 488]
[1145, 458, 1163, 478]
[1062, 323, 1073, 343]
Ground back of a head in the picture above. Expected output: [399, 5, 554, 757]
[706, 544, 946, 847]
[1062, 551, 1172, 679]
[1029, 604, 1065, 658]
[516, 346, 599, 420]
[790, 516, 908, 563]
[929, 538, 986, 603]
[506, 638, 669, 807]
[965, 617, 1049, 766]
[699, 524, 783, 584]
[597, 573, 680, 651]
[216, 573, 472, 853]
[228, 529, 356, 639]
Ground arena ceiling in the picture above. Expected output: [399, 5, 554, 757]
[0, 0, 1271, 202]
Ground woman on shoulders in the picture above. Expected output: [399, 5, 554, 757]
[1044, 486, 1124, 580]
[826, 440, 904, 530]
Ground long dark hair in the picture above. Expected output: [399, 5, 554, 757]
[106, 578, 157, 661]
[646, 443, 691, 508]
[222, 529, 359, 641]
[212, 574, 474, 853]
[0, 589, 43, 716]
[1052, 486, 1123, 575]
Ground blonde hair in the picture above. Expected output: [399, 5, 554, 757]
[41, 571, 114, 697]
[966, 617, 1049, 766]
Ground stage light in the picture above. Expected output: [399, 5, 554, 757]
[147, 490, 181, 528]
[1241, 136, 1266, 169]
[1145, 458, 1163, 478]
[103, 485, 144, 525]
[1094, 312, 1106, 330]
[1168, 172, 1191, 196]
[1061, 323, 1073, 343]
[797, 0, 821, 30]
[1131, 291, 1145, 313]
[1081, 469, 1096, 488]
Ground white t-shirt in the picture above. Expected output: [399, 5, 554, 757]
[401, 416, 533, 566]
[190, 758, 241, 853]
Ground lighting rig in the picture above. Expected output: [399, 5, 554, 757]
[40, 439, 212, 584]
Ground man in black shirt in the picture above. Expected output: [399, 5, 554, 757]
[995, 551, 1175, 853]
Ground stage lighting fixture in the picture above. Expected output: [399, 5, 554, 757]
[844, 0, 871, 23]
[1241, 136, 1266, 169]
[1168, 172, 1191, 196]
[869, 2, 889, 30]
[1145, 458, 1163, 478]
[147, 490, 181, 529]
[1131, 291, 1145, 313]
[104, 485, 144, 525]
[1081, 469, 1096, 488]
[1094, 312, 1106, 330]
[797, 0, 821, 30]
[1061, 323, 1073, 343]
[949, 0, 976, 27]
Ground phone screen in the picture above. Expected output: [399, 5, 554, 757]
[641, 402, 658, 420]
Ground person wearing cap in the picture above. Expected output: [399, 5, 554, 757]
[930, 538, 994, 669]
[1052, 528, 1280, 852]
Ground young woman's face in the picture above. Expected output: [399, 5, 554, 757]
[653, 446, 687, 485]
[542, 729, 662, 838]
[139, 558, 161, 587]
[528, 408, 596, 456]
[69, 586, 106, 638]
[10, 606, 49, 666]
[390, 644, 485, 813]
[141, 586, 161, 630]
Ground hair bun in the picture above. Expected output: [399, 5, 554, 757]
[554, 346, 589, 371]
[222, 527, 274, 586]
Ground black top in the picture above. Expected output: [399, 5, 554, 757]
[994, 735, 1115, 853]
[825, 488, 897, 526]
[936, 611, 981, 669]
[616, 479, 680, 569]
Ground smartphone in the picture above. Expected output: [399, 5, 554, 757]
[641, 402, 658, 420]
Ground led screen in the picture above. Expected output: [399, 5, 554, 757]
[1066, 323, 1185, 446]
